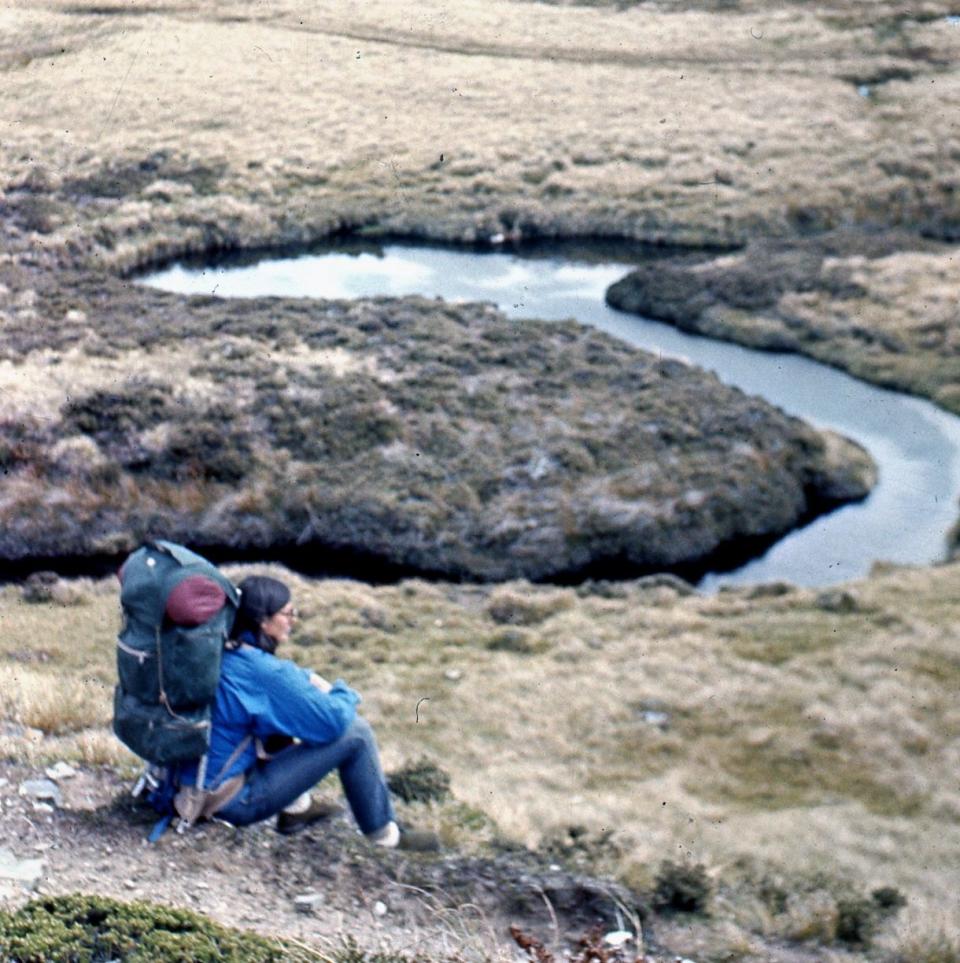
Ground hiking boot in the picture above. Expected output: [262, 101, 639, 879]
[275, 799, 344, 836]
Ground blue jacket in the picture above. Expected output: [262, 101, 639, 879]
[185, 643, 361, 789]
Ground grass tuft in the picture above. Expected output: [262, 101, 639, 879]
[652, 860, 712, 914]
[387, 756, 452, 804]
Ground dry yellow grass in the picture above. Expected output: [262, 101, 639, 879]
[3, 561, 960, 948]
[1, 0, 957, 408]
[0, 0, 956, 264]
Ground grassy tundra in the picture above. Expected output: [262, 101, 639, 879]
[5, 562, 960, 960]
[2, 0, 960, 959]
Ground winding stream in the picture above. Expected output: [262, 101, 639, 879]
[144, 242, 960, 591]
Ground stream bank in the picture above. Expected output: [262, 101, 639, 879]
[144, 238, 960, 589]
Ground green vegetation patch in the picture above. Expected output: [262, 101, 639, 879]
[0, 893, 287, 963]
[707, 735, 924, 816]
[387, 756, 452, 803]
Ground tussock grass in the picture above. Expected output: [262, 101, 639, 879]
[0, 665, 110, 734]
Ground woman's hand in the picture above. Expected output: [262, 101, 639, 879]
[309, 672, 333, 694]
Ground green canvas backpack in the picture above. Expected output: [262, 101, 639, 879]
[113, 540, 240, 766]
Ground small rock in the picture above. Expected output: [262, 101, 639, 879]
[64, 309, 87, 323]
[816, 588, 859, 613]
[294, 892, 323, 914]
[45, 762, 78, 781]
[0, 849, 44, 891]
[19, 779, 62, 807]
[641, 710, 670, 729]
[443, 669, 462, 681]
[0, 777, 9, 789]
[604, 930, 633, 947]
[373, 900, 388, 917]
[123, 879, 137, 890]
[745, 727, 776, 748]
[32, 802, 54, 814]
[23, 728, 45, 744]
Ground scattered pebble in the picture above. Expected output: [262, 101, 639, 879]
[19, 779, 62, 807]
[640, 710, 670, 729]
[443, 669, 462, 681]
[45, 762, 78, 781]
[294, 892, 323, 914]
[604, 930, 633, 947]
[0, 849, 45, 891]
[373, 900, 388, 917]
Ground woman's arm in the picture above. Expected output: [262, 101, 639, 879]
[245, 653, 362, 744]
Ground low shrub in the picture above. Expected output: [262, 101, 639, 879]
[836, 895, 879, 945]
[387, 756, 451, 803]
[21, 572, 59, 604]
[0, 893, 286, 962]
[62, 380, 173, 443]
[152, 417, 253, 484]
[486, 586, 575, 626]
[872, 886, 908, 915]
[0, 418, 47, 472]
[652, 859, 711, 914]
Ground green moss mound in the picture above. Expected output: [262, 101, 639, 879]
[0, 893, 286, 963]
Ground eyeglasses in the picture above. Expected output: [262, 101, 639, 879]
[276, 606, 299, 620]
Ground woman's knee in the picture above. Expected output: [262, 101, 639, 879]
[344, 716, 375, 746]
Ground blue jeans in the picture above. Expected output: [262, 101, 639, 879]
[216, 717, 395, 835]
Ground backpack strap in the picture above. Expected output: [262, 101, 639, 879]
[173, 735, 254, 833]
[207, 735, 254, 792]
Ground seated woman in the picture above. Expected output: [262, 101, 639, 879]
[185, 574, 434, 850]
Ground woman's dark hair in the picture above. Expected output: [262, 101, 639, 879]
[229, 575, 291, 654]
